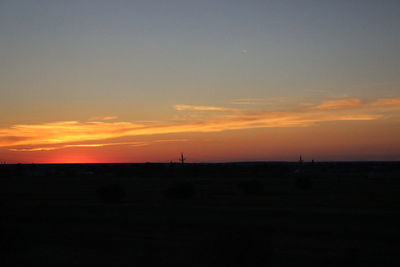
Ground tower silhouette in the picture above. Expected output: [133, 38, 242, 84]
[179, 153, 186, 165]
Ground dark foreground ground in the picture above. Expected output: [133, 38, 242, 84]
[1, 162, 400, 266]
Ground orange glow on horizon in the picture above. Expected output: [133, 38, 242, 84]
[47, 153, 101, 164]
[1, 97, 400, 163]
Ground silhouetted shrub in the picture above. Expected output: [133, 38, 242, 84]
[96, 184, 126, 203]
[237, 179, 265, 195]
[294, 176, 313, 190]
[163, 182, 196, 199]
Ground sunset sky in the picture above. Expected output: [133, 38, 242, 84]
[1, 0, 400, 163]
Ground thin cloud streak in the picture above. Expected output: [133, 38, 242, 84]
[9, 139, 189, 152]
[370, 98, 400, 106]
[313, 98, 363, 110]
[89, 115, 118, 121]
[1, 97, 399, 150]
[313, 98, 400, 110]
[231, 97, 289, 106]
[174, 104, 235, 111]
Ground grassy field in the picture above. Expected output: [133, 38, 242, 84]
[1, 162, 400, 266]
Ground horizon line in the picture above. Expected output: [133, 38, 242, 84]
[2, 160, 399, 165]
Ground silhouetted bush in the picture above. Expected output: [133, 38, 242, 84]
[237, 179, 265, 195]
[96, 184, 126, 203]
[163, 182, 196, 199]
[294, 176, 313, 190]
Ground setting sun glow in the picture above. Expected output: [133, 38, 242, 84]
[1, 1, 399, 163]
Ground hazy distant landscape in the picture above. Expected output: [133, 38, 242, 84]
[1, 162, 400, 266]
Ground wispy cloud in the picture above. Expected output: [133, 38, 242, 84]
[231, 98, 262, 105]
[174, 104, 234, 111]
[8, 139, 189, 152]
[231, 97, 291, 106]
[313, 98, 400, 110]
[89, 115, 118, 121]
[312, 98, 363, 110]
[370, 98, 400, 106]
[1, 97, 399, 151]
[231, 98, 271, 105]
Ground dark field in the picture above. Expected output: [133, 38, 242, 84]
[1, 162, 400, 266]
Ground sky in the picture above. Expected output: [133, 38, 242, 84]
[1, 0, 400, 163]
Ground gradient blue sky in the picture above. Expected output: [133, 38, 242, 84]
[1, 1, 400, 162]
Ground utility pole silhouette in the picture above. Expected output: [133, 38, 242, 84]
[179, 153, 186, 165]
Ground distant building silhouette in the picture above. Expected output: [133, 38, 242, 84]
[299, 155, 303, 164]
